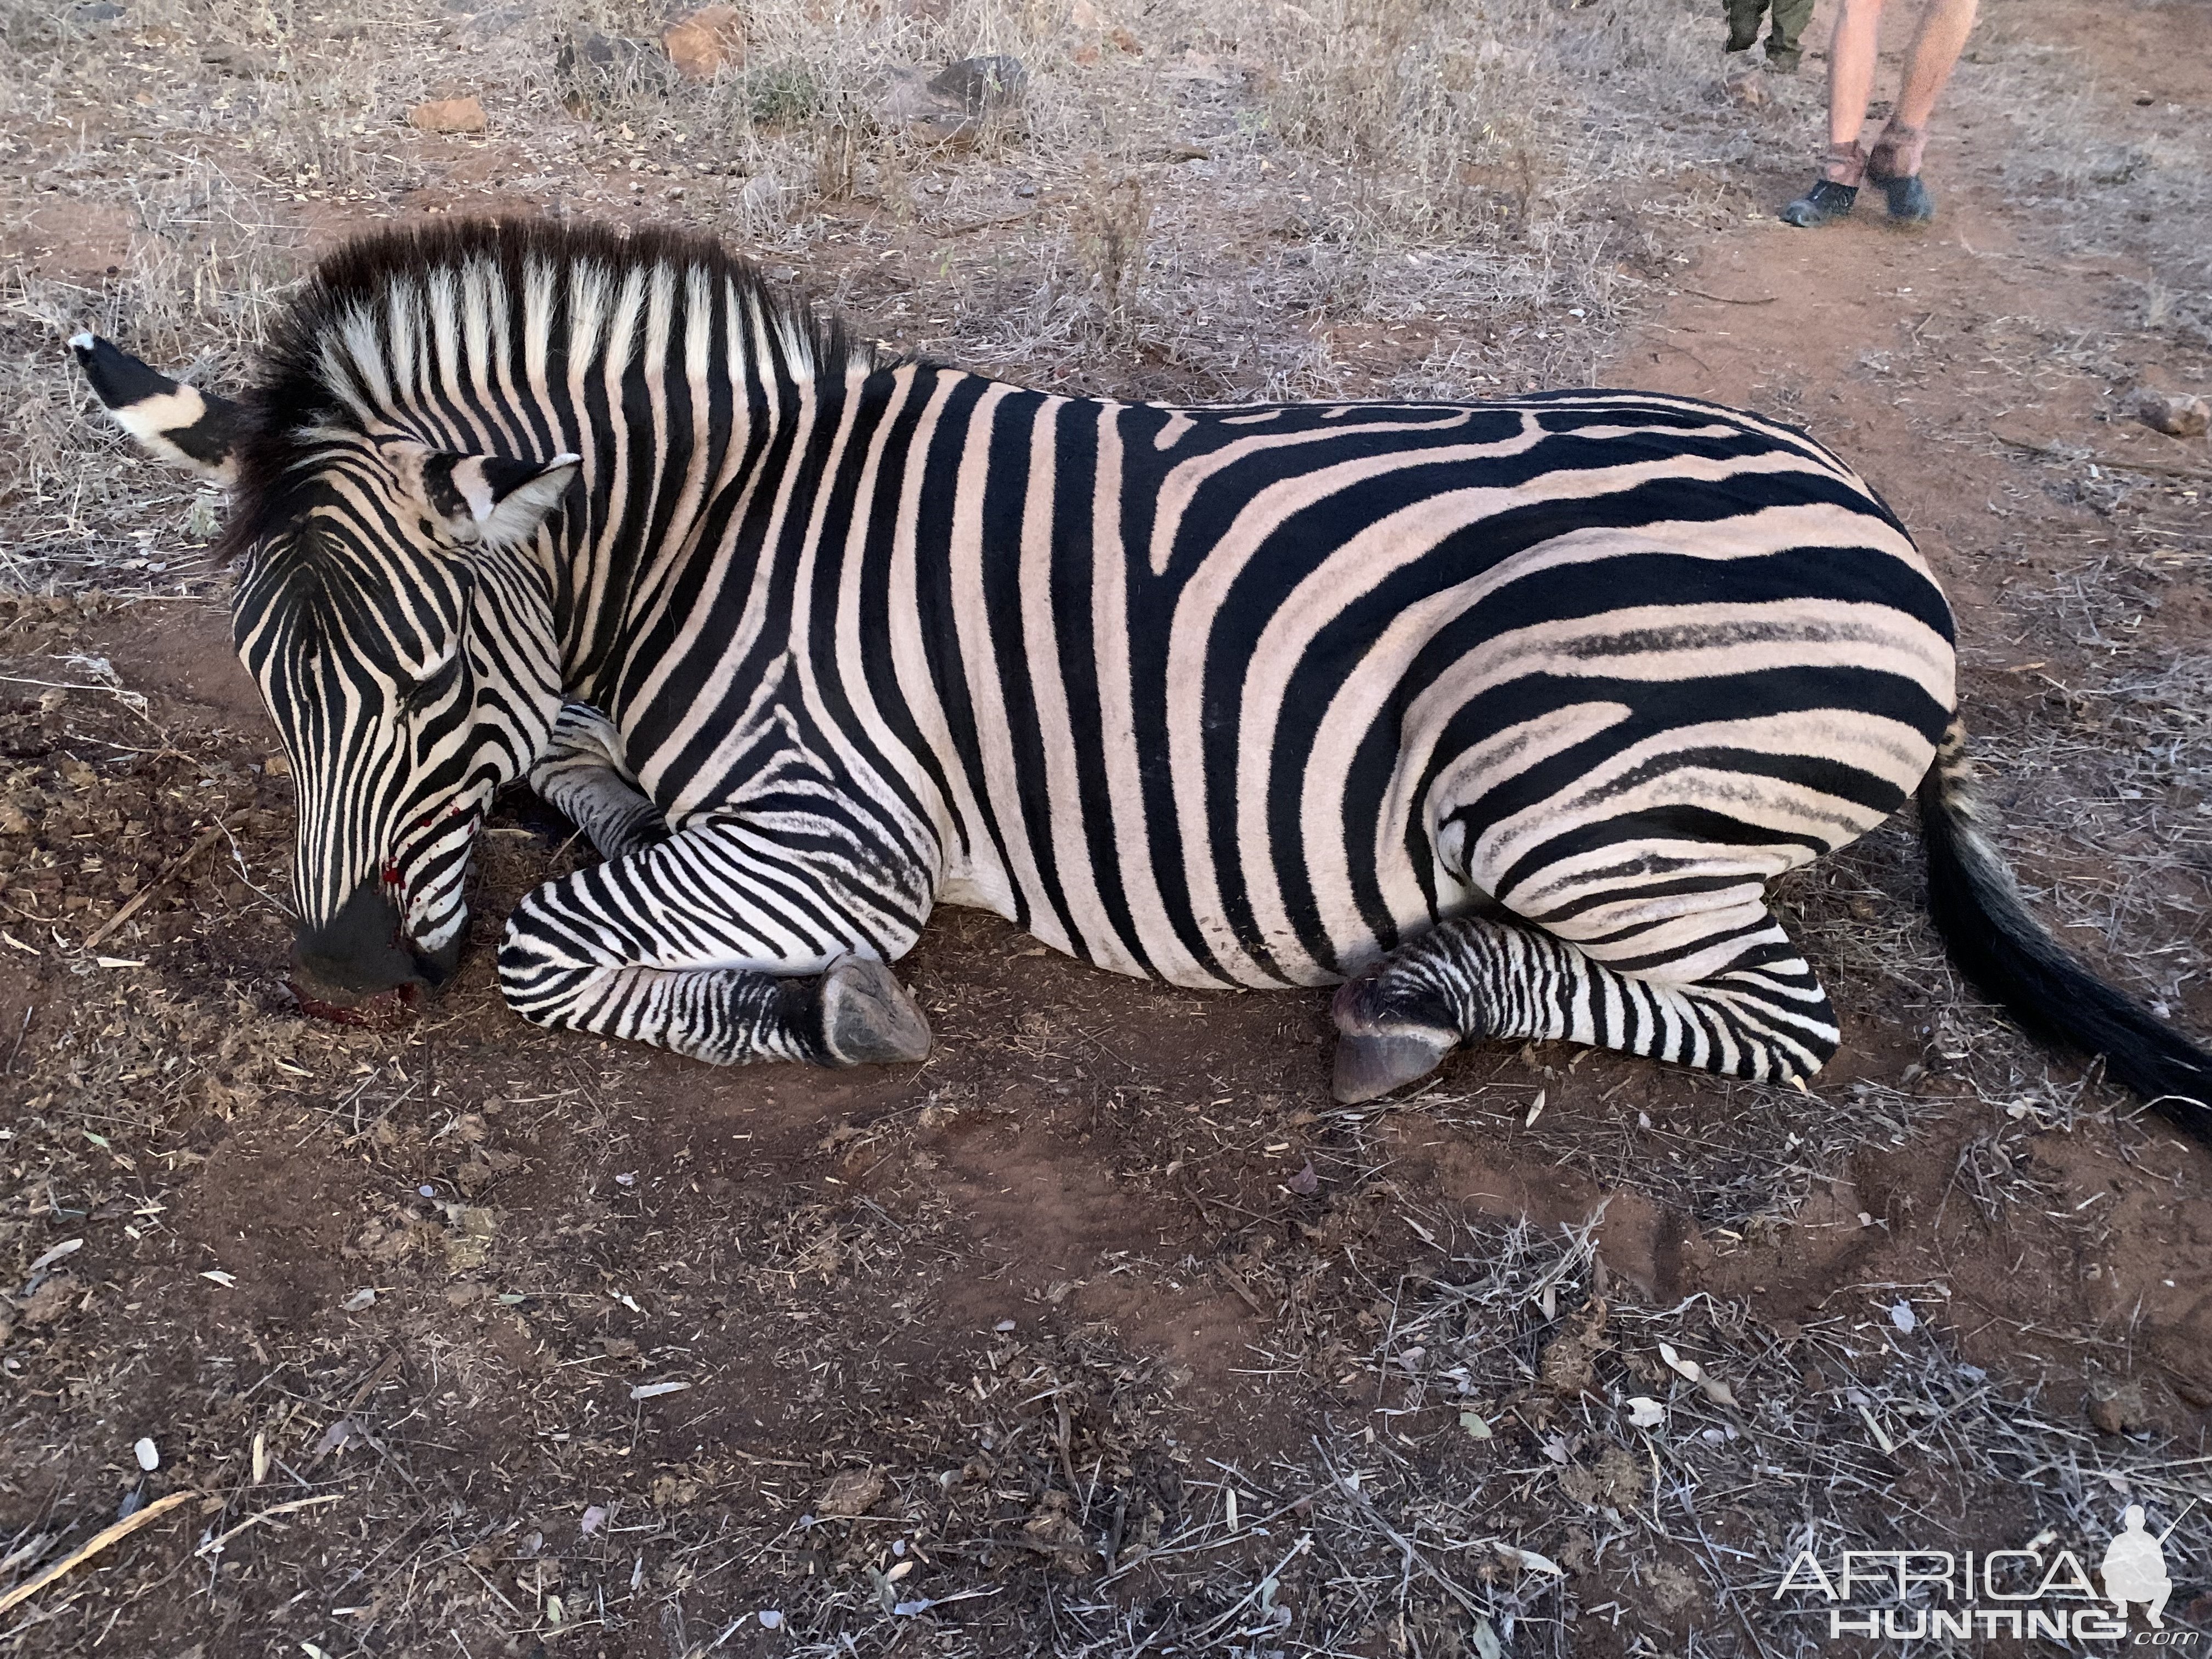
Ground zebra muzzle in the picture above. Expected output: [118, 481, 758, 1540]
[289, 879, 458, 1020]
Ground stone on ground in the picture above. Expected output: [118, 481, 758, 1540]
[408, 96, 488, 134]
[663, 5, 746, 80]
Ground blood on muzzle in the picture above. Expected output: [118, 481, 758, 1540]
[289, 878, 460, 1009]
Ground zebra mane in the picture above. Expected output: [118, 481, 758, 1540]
[218, 217, 884, 565]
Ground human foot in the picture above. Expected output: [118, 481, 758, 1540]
[1781, 178, 1858, 226]
[1781, 140, 1865, 226]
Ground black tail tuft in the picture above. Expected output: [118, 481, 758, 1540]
[1920, 717, 2212, 1142]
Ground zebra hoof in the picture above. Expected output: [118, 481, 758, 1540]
[1331, 1031, 1453, 1104]
[820, 957, 933, 1066]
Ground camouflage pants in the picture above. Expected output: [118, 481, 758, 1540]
[1725, 0, 1815, 67]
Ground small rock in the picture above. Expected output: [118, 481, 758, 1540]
[444, 1279, 488, 1306]
[71, 2, 127, 22]
[553, 33, 669, 104]
[1725, 71, 1770, 109]
[409, 97, 488, 135]
[927, 54, 1027, 116]
[198, 41, 266, 75]
[816, 1466, 885, 1517]
[572, 32, 647, 67]
[875, 66, 977, 145]
[663, 5, 745, 79]
[459, 5, 528, 36]
[2087, 1379, 2159, 1436]
[2137, 391, 2210, 438]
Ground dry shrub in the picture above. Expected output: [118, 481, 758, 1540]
[1069, 161, 1149, 318]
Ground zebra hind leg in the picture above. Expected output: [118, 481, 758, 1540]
[528, 703, 670, 861]
[1330, 911, 1839, 1104]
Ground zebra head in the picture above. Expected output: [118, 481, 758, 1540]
[71, 334, 578, 1001]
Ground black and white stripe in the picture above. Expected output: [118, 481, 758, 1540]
[72, 219, 2212, 1127]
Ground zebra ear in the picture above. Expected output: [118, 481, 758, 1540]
[69, 334, 245, 486]
[415, 451, 582, 550]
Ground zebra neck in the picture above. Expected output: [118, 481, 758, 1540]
[545, 360, 847, 708]
[552, 360, 935, 718]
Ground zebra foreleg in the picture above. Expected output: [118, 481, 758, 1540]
[496, 822, 934, 1068]
[500, 952, 930, 1068]
[1330, 913, 1839, 1104]
[527, 703, 670, 861]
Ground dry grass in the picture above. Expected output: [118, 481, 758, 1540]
[1, 0, 1790, 591]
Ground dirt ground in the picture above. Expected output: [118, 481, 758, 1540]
[4, 0, 2212, 1654]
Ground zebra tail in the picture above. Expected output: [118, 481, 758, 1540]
[1918, 715, 2212, 1141]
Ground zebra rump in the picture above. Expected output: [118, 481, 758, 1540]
[63, 217, 2212, 1135]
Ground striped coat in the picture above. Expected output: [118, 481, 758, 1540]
[70, 220, 2212, 1126]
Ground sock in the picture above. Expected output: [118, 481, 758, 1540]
[1821, 139, 1869, 188]
[1867, 120, 1926, 180]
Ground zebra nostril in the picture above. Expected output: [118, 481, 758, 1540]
[291, 880, 431, 998]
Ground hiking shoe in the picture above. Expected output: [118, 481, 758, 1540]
[1725, 29, 1758, 52]
[1880, 173, 1934, 224]
[1780, 179, 1857, 227]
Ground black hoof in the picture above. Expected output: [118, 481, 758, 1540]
[1327, 967, 1463, 1103]
[820, 957, 933, 1066]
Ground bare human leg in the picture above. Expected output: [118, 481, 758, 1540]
[1869, 0, 1980, 221]
[1781, 0, 1884, 225]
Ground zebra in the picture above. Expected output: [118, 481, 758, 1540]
[69, 217, 2212, 1130]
